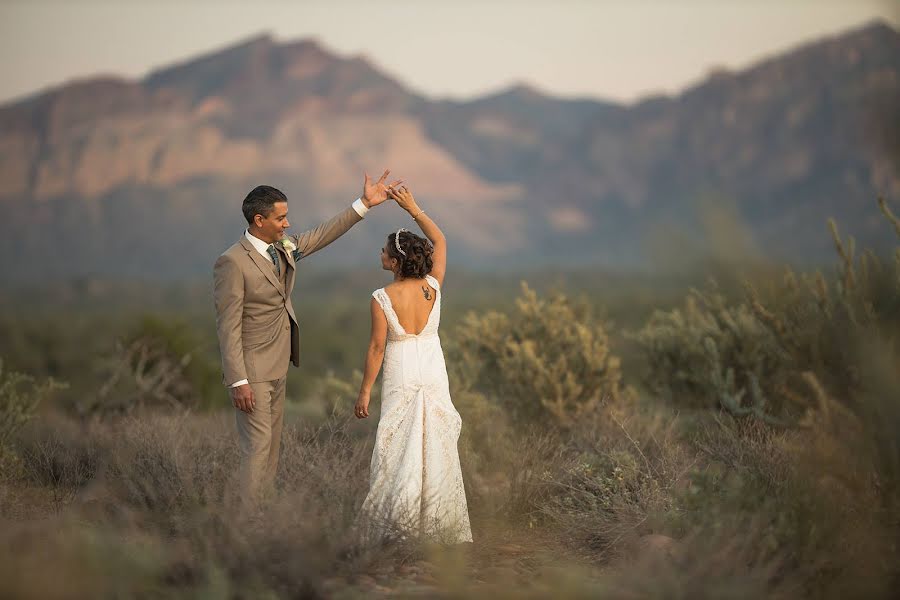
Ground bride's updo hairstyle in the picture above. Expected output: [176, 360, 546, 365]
[387, 230, 434, 279]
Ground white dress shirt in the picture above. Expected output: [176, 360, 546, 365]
[229, 198, 368, 388]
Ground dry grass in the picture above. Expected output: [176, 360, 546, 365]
[1, 382, 894, 598]
[0, 409, 600, 598]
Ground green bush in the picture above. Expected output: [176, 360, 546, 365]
[633, 198, 900, 426]
[630, 197, 900, 595]
[632, 282, 792, 420]
[446, 282, 626, 427]
[84, 315, 221, 417]
[0, 360, 65, 476]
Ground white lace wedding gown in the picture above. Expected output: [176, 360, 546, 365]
[360, 274, 473, 543]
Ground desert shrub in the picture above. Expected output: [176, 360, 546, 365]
[632, 283, 793, 421]
[293, 368, 374, 424]
[84, 315, 221, 417]
[629, 198, 900, 595]
[15, 413, 103, 509]
[672, 410, 892, 599]
[742, 205, 899, 400]
[537, 405, 692, 561]
[446, 282, 626, 427]
[96, 415, 238, 519]
[0, 360, 66, 477]
[743, 204, 900, 515]
[489, 426, 569, 523]
[27, 412, 421, 598]
[633, 198, 900, 426]
[0, 409, 433, 599]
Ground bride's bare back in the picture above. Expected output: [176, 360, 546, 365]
[384, 277, 438, 336]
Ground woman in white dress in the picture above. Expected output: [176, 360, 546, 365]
[354, 185, 473, 544]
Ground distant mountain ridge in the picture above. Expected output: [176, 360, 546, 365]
[1, 21, 897, 281]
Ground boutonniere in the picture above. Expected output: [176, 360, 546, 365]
[279, 237, 302, 261]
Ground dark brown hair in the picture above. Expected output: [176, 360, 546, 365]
[386, 230, 434, 278]
[242, 185, 287, 224]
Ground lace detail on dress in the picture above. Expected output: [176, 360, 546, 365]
[359, 277, 472, 544]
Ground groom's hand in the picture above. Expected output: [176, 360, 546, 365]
[361, 169, 403, 208]
[230, 384, 255, 413]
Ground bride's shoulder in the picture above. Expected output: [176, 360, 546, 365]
[383, 280, 416, 294]
[371, 288, 389, 312]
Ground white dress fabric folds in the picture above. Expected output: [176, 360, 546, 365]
[360, 274, 472, 544]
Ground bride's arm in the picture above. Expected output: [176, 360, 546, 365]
[388, 186, 447, 287]
[355, 297, 388, 418]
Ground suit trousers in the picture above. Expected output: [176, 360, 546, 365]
[235, 375, 287, 504]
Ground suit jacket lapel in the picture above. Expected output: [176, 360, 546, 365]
[239, 236, 286, 298]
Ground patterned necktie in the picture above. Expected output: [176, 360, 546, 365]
[266, 244, 280, 276]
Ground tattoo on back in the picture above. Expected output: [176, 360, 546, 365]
[422, 286, 432, 301]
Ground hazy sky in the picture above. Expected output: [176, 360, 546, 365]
[1, 0, 897, 105]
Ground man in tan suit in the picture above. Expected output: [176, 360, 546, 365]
[213, 170, 399, 504]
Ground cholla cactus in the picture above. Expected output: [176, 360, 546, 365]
[634, 197, 899, 426]
[745, 197, 900, 402]
[705, 339, 789, 426]
[633, 280, 793, 421]
[0, 359, 66, 450]
[86, 316, 216, 417]
[447, 282, 625, 427]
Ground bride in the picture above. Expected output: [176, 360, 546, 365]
[354, 185, 473, 544]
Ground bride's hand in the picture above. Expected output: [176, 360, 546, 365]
[387, 185, 419, 213]
[354, 392, 370, 419]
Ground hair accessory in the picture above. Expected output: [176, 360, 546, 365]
[394, 227, 408, 256]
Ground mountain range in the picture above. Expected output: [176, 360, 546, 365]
[1, 20, 897, 281]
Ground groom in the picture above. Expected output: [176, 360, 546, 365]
[213, 170, 399, 505]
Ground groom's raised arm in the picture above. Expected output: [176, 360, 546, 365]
[213, 254, 247, 386]
[288, 199, 367, 260]
[288, 170, 401, 259]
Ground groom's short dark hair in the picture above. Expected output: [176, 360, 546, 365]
[242, 185, 288, 224]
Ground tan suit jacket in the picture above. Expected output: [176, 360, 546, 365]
[213, 206, 363, 385]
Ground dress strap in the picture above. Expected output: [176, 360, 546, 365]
[372, 288, 390, 311]
[424, 274, 440, 292]
[372, 288, 405, 338]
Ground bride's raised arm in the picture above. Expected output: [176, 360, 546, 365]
[388, 186, 447, 287]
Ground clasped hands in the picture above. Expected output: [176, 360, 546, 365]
[362, 169, 418, 213]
